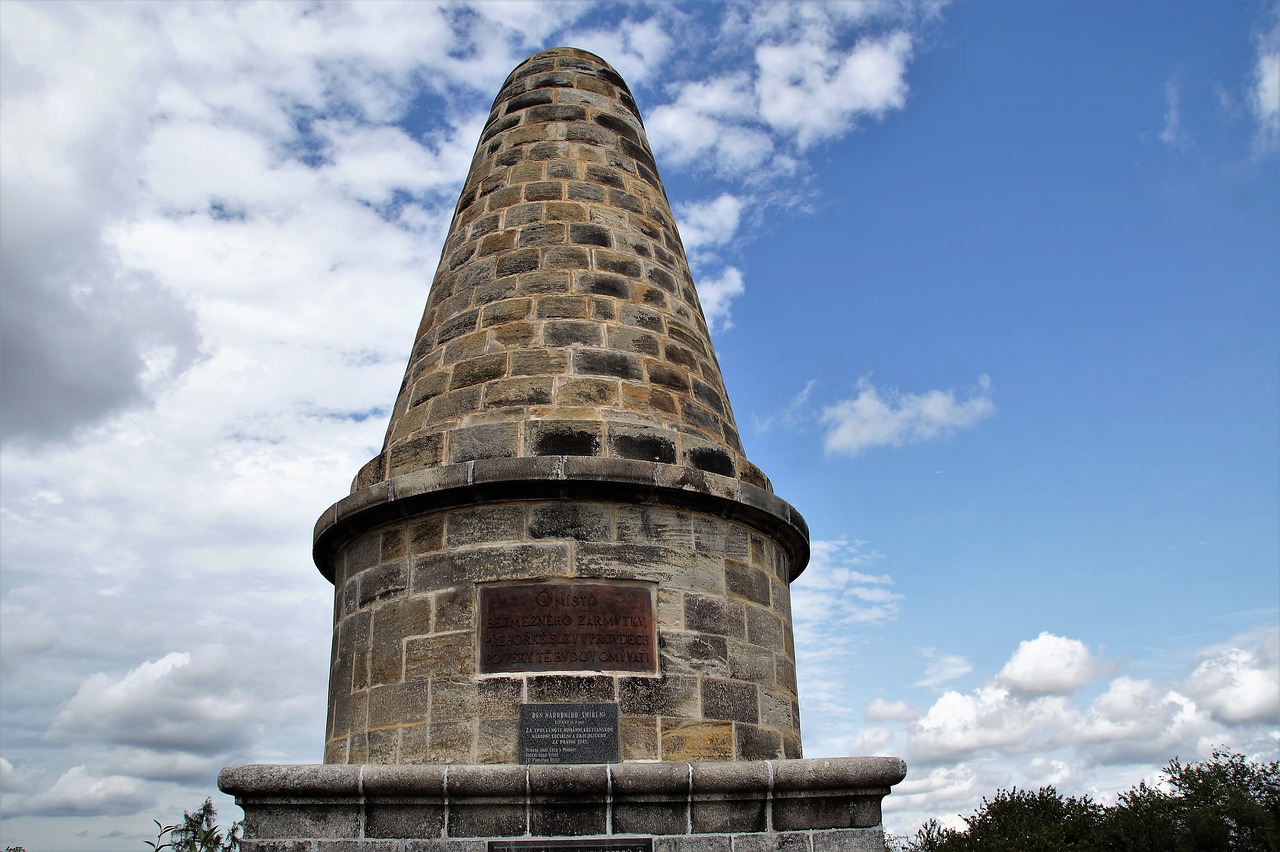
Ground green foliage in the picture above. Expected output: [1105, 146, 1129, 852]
[145, 798, 240, 852]
[901, 750, 1280, 852]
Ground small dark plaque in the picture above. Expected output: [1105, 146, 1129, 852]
[490, 841, 651, 852]
[519, 703, 619, 764]
[479, 582, 657, 674]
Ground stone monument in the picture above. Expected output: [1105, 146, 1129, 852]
[220, 47, 905, 851]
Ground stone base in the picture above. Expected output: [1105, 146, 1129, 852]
[219, 757, 905, 852]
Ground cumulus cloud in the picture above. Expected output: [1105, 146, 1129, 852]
[676, 193, 746, 255]
[820, 375, 995, 456]
[866, 698, 920, 722]
[647, 75, 774, 175]
[1182, 628, 1280, 725]
[0, 763, 151, 818]
[872, 628, 1280, 835]
[0, 3, 202, 445]
[997, 632, 1100, 695]
[695, 266, 746, 333]
[756, 31, 913, 149]
[48, 652, 256, 756]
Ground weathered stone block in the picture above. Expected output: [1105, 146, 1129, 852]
[701, 678, 758, 724]
[528, 502, 612, 540]
[685, 595, 746, 640]
[446, 505, 525, 547]
[660, 719, 733, 761]
[619, 674, 699, 717]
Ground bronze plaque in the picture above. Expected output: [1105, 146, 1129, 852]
[479, 582, 656, 674]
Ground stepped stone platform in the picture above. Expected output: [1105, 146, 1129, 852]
[220, 757, 906, 851]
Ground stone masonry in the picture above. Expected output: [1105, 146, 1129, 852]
[315, 46, 809, 767]
[221, 47, 905, 852]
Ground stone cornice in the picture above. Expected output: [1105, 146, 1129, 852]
[313, 457, 810, 584]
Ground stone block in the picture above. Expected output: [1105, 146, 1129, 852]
[368, 682, 429, 729]
[447, 423, 521, 463]
[430, 678, 478, 720]
[413, 543, 570, 589]
[701, 679, 758, 724]
[475, 678, 522, 719]
[433, 585, 474, 633]
[555, 377, 620, 406]
[358, 560, 407, 608]
[241, 802, 361, 840]
[528, 502, 612, 540]
[659, 632, 729, 678]
[619, 715, 659, 762]
[446, 504, 526, 547]
[544, 319, 604, 347]
[731, 833, 811, 852]
[526, 674, 616, 703]
[746, 606, 784, 651]
[660, 719, 733, 761]
[575, 542, 723, 595]
[409, 516, 445, 554]
[727, 642, 775, 686]
[529, 420, 601, 457]
[405, 632, 474, 680]
[734, 723, 783, 761]
[809, 830, 888, 852]
[484, 377, 553, 407]
[511, 349, 568, 376]
[690, 762, 770, 834]
[655, 836, 732, 852]
[684, 595, 745, 640]
[529, 764, 609, 836]
[446, 766, 527, 837]
[476, 717, 519, 763]
[610, 761, 689, 835]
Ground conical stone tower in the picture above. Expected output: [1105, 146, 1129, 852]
[222, 47, 904, 851]
[316, 46, 808, 766]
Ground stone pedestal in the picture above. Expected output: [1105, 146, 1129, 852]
[220, 758, 906, 851]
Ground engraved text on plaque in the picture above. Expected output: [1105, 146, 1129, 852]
[518, 703, 619, 764]
[479, 582, 657, 674]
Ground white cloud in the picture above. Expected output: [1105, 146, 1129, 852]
[647, 75, 774, 175]
[915, 650, 974, 688]
[676, 193, 746, 254]
[820, 375, 995, 456]
[756, 31, 913, 149]
[1181, 628, 1280, 725]
[866, 698, 919, 722]
[868, 628, 1280, 835]
[0, 764, 151, 819]
[753, 379, 818, 433]
[1159, 79, 1187, 149]
[1249, 9, 1279, 157]
[997, 631, 1100, 696]
[695, 266, 746, 333]
[792, 537, 903, 757]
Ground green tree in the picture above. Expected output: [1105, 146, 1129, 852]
[146, 798, 240, 852]
[901, 750, 1280, 852]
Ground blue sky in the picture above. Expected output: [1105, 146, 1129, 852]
[1, 2, 1276, 849]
